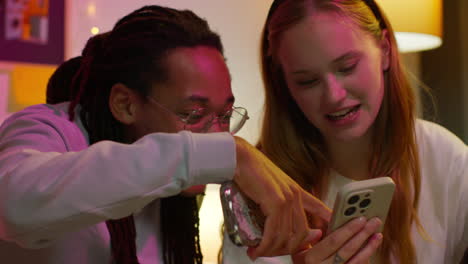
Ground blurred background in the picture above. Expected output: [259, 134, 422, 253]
[0, 0, 466, 263]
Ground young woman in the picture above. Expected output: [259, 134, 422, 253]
[222, 0, 467, 263]
[0, 5, 330, 264]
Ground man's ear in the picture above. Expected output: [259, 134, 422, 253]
[109, 83, 138, 125]
[380, 29, 391, 71]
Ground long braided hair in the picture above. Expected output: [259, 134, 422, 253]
[67, 5, 224, 264]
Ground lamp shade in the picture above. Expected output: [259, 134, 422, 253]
[376, 0, 443, 53]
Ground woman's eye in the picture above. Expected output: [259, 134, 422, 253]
[296, 78, 320, 87]
[338, 62, 358, 74]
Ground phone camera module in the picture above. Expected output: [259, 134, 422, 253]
[344, 206, 356, 216]
[347, 195, 360, 205]
[359, 198, 371, 208]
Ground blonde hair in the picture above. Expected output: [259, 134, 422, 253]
[259, 0, 426, 262]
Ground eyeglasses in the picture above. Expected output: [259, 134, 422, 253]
[147, 96, 249, 135]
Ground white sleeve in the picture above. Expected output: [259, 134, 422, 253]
[427, 122, 468, 259]
[451, 135, 468, 259]
[417, 120, 468, 260]
[0, 111, 236, 248]
[221, 232, 292, 264]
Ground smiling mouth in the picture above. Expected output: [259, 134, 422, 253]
[326, 105, 361, 121]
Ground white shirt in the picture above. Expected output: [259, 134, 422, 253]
[222, 120, 468, 264]
[0, 103, 237, 264]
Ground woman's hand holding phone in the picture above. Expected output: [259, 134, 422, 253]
[293, 177, 394, 263]
[292, 217, 383, 264]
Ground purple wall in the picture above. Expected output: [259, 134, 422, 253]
[0, 0, 65, 65]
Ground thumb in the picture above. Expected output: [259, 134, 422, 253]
[292, 248, 309, 264]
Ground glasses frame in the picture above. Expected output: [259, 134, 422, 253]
[146, 96, 249, 135]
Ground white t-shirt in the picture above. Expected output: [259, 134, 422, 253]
[222, 119, 468, 264]
[0, 103, 237, 264]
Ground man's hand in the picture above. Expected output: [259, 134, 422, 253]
[233, 136, 331, 260]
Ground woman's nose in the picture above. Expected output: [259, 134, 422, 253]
[324, 74, 347, 103]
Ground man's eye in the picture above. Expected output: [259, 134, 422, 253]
[185, 115, 204, 124]
[177, 112, 191, 120]
[179, 109, 204, 123]
[220, 114, 232, 124]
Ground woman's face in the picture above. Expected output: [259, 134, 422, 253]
[276, 12, 389, 145]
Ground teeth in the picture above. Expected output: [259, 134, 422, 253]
[329, 108, 353, 117]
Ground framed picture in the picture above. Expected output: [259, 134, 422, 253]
[0, 0, 65, 65]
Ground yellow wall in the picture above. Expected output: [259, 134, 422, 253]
[7, 63, 56, 112]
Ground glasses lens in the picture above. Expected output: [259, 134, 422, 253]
[229, 107, 249, 135]
[184, 107, 249, 134]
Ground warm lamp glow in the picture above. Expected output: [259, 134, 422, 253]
[199, 184, 224, 264]
[87, 3, 97, 17]
[376, 0, 443, 53]
[91, 26, 100, 35]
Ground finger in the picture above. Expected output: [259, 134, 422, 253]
[324, 218, 381, 264]
[347, 233, 383, 264]
[287, 228, 308, 255]
[287, 192, 309, 253]
[301, 191, 332, 222]
[248, 209, 281, 260]
[272, 189, 311, 256]
[282, 201, 295, 251]
[338, 218, 382, 260]
[323, 252, 347, 264]
[263, 204, 292, 256]
[300, 229, 323, 250]
[306, 217, 367, 261]
[291, 229, 323, 264]
[253, 185, 299, 257]
[292, 249, 308, 264]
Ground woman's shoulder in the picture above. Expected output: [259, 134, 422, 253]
[415, 119, 466, 178]
[413, 120, 468, 264]
[415, 119, 466, 155]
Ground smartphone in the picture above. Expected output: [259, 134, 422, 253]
[327, 177, 395, 235]
[219, 181, 265, 247]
